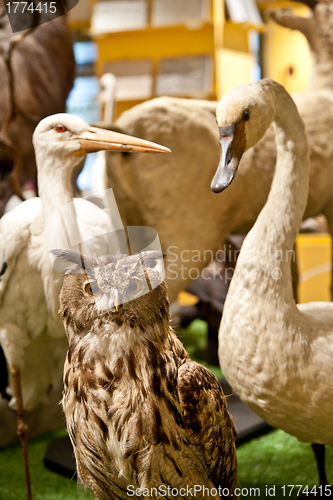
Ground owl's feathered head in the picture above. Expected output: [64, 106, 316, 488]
[53, 249, 169, 333]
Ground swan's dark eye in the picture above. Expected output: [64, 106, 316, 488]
[84, 282, 101, 296]
[243, 110, 250, 121]
[54, 124, 67, 133]
[126, 279, 143, 295]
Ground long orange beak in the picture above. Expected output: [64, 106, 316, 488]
[77, 126, 171, 154]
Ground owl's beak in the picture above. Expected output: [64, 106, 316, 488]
[76, 127, 171, 155]
[112, 289, 120, 311]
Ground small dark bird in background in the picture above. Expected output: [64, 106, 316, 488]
[54, 249, 238, 500]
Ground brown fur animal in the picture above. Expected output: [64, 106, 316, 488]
[0, 6, 75, 214]
[55, 249, 238, 500]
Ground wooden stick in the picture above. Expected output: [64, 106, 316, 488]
[11, 365, 32, 500]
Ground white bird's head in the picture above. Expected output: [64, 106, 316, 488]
[33, 113, 170, 170]
[211, 79, 277, 193]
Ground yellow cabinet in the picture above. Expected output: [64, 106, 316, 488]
[89, 0, 262, 116]
[296, 234, 332, 303]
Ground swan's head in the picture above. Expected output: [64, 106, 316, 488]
[33, 113, 170, 169]
[211, 80, 275, 193]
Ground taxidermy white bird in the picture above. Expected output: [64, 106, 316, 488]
[0, 113, 169, 500]
[211, 78, 333, 488]
[54, 249, 238, 500]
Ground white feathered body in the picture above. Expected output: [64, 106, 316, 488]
[218, 79, 333, 447]
[0, 196, 116, 410]
[0, 112, 165, 413]
[220, 272, 333, 444]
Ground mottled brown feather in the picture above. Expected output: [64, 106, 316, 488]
[57, 251, 238, 499]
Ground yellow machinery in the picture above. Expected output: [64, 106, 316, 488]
[89, 0, 262, 117]
[70, 0, 312, 113]
[67, 0, 314, 115]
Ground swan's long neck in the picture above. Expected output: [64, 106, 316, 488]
[238, 85, 309, 298]
[37, 152, 79, 220]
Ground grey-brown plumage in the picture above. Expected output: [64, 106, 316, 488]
[54, 249, 238, 500]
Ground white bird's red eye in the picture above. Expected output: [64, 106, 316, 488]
[54, 124, 67, 133]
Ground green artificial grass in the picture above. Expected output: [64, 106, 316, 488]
[0, 429, 92, 500]
[178, 318, 223, 380]
[237, 429, 333, 499]
[1, 429, 332, 499]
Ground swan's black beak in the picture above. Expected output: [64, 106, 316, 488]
[211, 123, 246, 193]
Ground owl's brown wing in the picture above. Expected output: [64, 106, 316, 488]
[177, 361, 238, 491]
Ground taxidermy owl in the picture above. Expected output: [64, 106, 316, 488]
[54, 249, 238, 500]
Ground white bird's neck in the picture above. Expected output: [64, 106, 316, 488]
[37, 153, 80, 220]
[237, 84, 309, 299]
